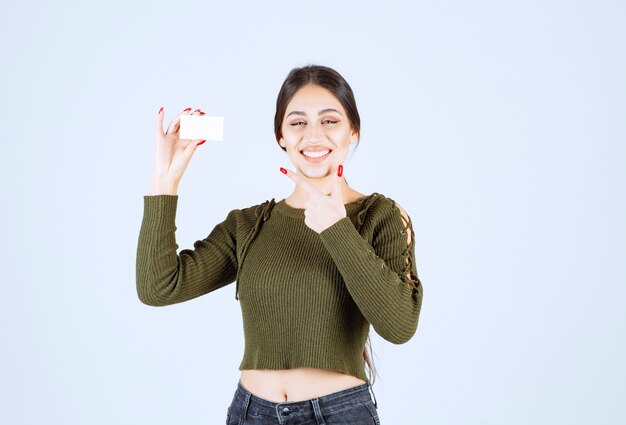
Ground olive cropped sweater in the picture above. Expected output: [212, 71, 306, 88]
[136, 192, 423, 382]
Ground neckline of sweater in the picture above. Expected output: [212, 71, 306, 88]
[273, 193, 376, 218]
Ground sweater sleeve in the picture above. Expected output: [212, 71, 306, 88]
[319, 197, 423, 344]
[135, 195, 238, 306]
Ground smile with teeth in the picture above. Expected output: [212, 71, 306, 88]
[302, 149, 330, 158]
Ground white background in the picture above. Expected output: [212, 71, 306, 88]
[1, 0, 624, 424]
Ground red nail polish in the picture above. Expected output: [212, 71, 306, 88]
[183, 107, 192, 112]
[199, 111, 206, 115]
[197, 140, 206, 146]
[158, 106, 164, 114]
[280, 167, 287, 174]
[338, 165, 343, 177]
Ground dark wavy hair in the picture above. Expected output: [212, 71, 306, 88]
[273, 64, 377, 385]
[274, 64, 361, 153]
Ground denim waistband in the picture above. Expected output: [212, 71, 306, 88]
[232, 379, 377, 420]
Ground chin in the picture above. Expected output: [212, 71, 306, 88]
[298, 164, 333, 179]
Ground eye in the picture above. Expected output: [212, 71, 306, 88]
[323, 119, 338, 124]
[290, 121, 306, 126]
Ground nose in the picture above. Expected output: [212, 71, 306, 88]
[304, 121, 325, 142]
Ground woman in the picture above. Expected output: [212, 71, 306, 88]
[136, 64, 424, 424]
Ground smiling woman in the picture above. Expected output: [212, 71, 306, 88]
[136, 64, 423, 424]
[277, 83, 357, 182]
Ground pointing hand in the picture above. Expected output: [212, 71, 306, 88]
[281, 165, 346, 234]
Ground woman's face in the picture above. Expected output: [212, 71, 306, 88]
[279, 84, 357, 179]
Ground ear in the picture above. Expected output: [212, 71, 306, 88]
[350, 129, 358, 144]
[279, 137, 286, 148]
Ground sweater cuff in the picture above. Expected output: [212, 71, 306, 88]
[319, 216, 374, 259]
[143, 194, 179, 228]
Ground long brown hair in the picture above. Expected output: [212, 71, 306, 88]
[273, 64, 377, 385]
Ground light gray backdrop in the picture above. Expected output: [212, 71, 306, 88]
[2, 0, 624, 424]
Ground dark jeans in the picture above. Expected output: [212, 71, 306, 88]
[225, 379, 380, 424]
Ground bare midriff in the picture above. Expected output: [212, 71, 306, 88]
[239, 368, 367, 402]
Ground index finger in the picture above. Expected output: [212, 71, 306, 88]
[163, 107, 194, 135]
[280, 167, 323, 197]
[155, 106, 166, 136]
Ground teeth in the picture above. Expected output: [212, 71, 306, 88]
[302, 150, 330, 158]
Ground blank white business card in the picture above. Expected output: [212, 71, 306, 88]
[180, 115, 224, 141]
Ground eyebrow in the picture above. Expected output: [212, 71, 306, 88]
[286, 108, 342, 118]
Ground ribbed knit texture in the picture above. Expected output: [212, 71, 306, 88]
[136, 193, 423, 382]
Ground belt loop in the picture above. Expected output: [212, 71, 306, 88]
[310, 398, 326, 425]
[368, 382, 378, 409]
[241, 391, 251, 422]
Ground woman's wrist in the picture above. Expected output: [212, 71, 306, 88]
[148, 175, 178, 195]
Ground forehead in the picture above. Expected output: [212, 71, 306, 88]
[285, 84, 344, 114]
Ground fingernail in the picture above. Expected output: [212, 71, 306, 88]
[183, 107, 192, 112]
[280, 167, 287, 174]
[197, 140, 206, 146]
[193, 109, 200, 113]
[337, 165, 343, 177]
[199, 111, 206, 115]
[158, 106, 164, 115]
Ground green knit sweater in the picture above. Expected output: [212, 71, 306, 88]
[136, 192, 423, 382]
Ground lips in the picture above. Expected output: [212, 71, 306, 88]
[300, 147, 332, 162]
[302, 149, 330, 158]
